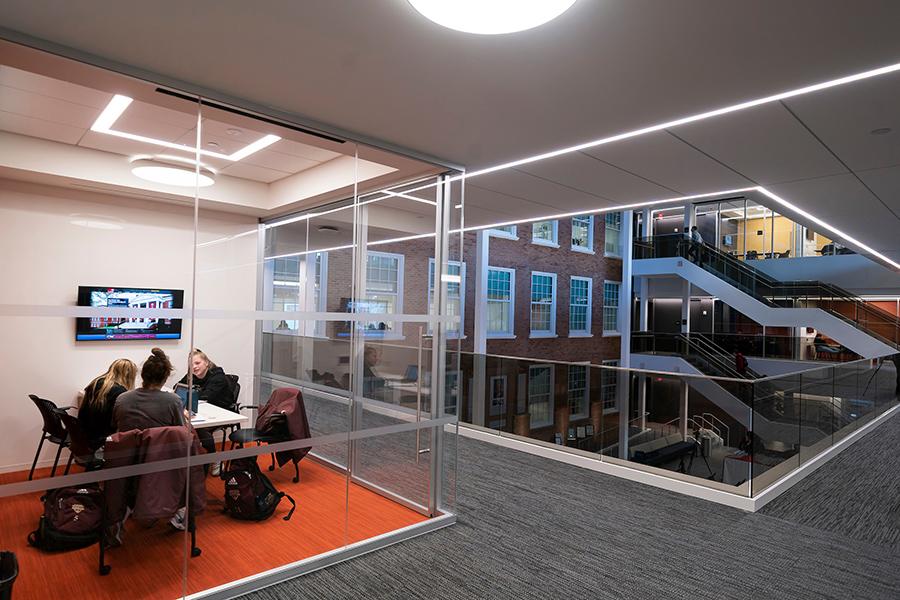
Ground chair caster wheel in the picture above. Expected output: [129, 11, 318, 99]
[192, 548, 202, 557]
[292, 476, 299, 483]
[100, 565, 111, 576]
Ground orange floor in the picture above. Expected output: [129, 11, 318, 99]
[0, 459, 427, 599]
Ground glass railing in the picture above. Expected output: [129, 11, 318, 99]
[451, 349, 898, 498]
[635, 234, 900, 347]
[705, 332, 860, 362]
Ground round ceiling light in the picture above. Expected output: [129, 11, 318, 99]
[407, 0, 577, 35]
[130, 156, 216, 188]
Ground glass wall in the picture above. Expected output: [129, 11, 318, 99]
[0, 41, 457, 600]
[690, 197, 838, 260]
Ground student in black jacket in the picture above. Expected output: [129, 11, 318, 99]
[80, 359, 138, 450]
[178, 349, 234, 462]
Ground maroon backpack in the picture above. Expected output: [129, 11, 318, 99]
[27, 485, 103, 551]
[221, 457, 295, 521]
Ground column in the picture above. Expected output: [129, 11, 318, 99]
[471, 230, 490, 427]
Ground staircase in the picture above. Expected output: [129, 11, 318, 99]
[632, 332, 762, 380]
[633, 234, 900, 357]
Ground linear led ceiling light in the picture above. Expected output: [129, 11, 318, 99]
[91, 94, 281, 161]
[408, 0, 578, 35]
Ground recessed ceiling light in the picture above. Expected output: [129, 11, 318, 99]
[130, 156, 215, 187]
[90, 95, 279, 161]
[870, 127, 892, 135]
[317, 225, 339, 233]
[407, 0, 577, 35]
[207, 141, 220, 148]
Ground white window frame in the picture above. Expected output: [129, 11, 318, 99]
[489, 225, 518, 240]
[486, 266, 516, 339]
[531, 220, 559, 247]
[602, 280, 621, 336]
[567, 363, 590, 420]
[601, 360, 619, 414]
[571, 215, 594, 254]
[529, 271, 557, 338]
[528, 364, 555, 429]
[364, 250, 405, 338]
[604, 211, 622, 258]
[569, 276, 592, 337]
[428, 258, 466, 338]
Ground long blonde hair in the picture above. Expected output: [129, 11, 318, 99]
[86, 359, 137, 409]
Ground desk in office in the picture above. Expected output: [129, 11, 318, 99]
[190, 401, 248, 429]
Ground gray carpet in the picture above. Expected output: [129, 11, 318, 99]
[241, 409, 900, 600]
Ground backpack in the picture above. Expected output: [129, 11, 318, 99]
[27, 485, 103, 551]
[221, 457, 296, 521]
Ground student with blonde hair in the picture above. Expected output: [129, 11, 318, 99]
[178, 349, 233, 471]
[79, 358, 138, 450]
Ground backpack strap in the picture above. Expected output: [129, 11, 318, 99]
[280, 493, 296, 521]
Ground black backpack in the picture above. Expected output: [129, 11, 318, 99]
[221, 457, 295, 521]
[27, 485, 103, 551]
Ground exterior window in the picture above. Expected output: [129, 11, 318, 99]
[428, 259, 465, 337]
[569, 276, 592, 335]
[572, 215, 593, 252]
[603, 280, 621, 334]
[601, 360, 618, 413]
[530, 272, 557, 336]
[487, 267, 515, 336]
[365, 251, 404, 334]
[311, 252, 327, 336]
[605, 212, 622, 256]
[490, 225, 517, 239]
[568, 364, 589, 419]
[532, 220, 558, 246]
[528, 365, 554, 429]
[272, 256, 301, 332]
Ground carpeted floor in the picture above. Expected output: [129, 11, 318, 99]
[241, 407, 900, 600]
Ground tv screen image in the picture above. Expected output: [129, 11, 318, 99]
[76, 286, 184, 341]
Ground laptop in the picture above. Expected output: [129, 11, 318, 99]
[174, 383, 199, 415]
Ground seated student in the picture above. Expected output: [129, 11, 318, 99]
[79, 359, 138, 450]
[178, 349, 233, 468]
[113, 348, 185, 432]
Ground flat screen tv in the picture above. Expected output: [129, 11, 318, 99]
[76, 286, 184, 341]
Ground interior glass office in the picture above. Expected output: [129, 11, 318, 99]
[650, 198, 837, 259]
[0, 40, 458, 600]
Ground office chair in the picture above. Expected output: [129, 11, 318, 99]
[745, 250, 759, 260]
[58, 412, 104, 474]
[208, 374, 241, 451]
[27, 394, 74, 480]
[229, 388, 307, 483]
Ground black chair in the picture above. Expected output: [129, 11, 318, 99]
[745, 250, 759, 260]
[229, 390, 301, 483]
[28, 394, 75, 480]
[58, 412, 104, 474]
[210, 374, 241, 452]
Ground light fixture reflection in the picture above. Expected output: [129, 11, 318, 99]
[130, 157, 216, 188]
[407, 0, 577, 35]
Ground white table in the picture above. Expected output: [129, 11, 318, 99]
[190, 401, 248, 430]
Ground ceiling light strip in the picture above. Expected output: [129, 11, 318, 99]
[90, 94, 280, 162]
[755, 187, 900, 270]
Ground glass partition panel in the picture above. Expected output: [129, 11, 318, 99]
[0, 49, 199, 597]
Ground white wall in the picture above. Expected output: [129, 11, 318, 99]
[751, 254, 900, 296]
[0, 178, 258, 472]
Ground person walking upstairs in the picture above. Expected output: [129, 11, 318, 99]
[688, 226, 703, 263]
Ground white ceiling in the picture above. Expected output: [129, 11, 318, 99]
[0, 0, 899, 261]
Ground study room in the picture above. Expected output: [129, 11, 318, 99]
[0, 40, 461, 600]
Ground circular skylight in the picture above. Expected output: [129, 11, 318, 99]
[407, 0, 578, 35]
